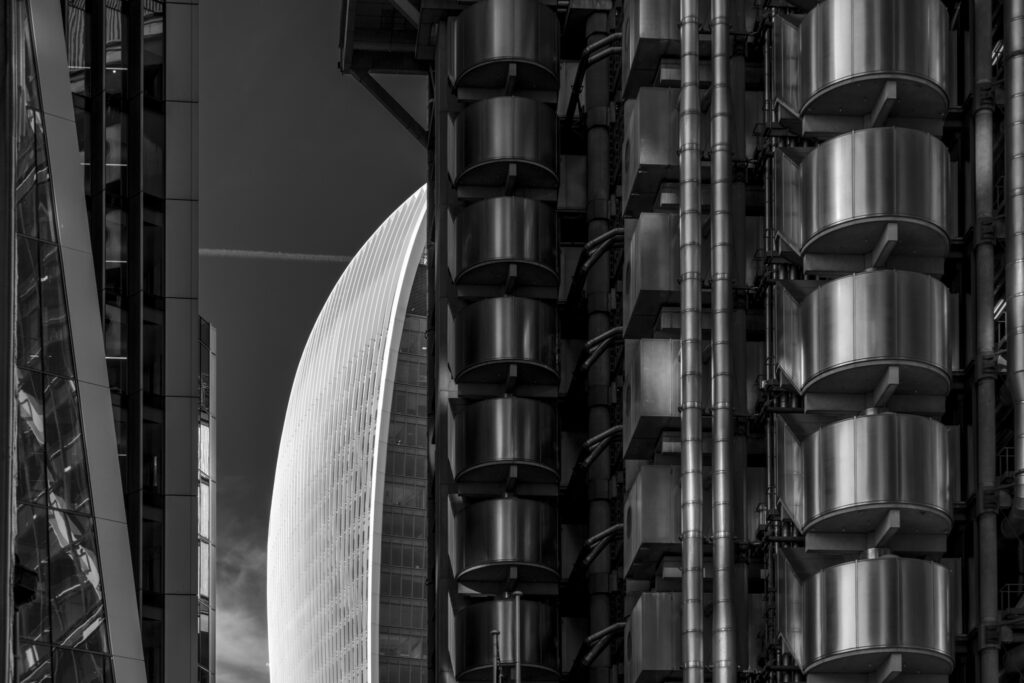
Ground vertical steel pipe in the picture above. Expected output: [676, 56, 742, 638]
[679, 2, 704, 682]
[710, 2, 736, 683]
[584, 9, 613, 683]
[514, 591, 522, 683]
[492, 629, 500, 683]
[1006, 0, 1024, 548]
[974, 2, 999, 682]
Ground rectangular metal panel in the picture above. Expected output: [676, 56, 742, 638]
[623, 339, 680, 459]
[624, 465, 680, 578]
[623, 213, 678, 337]
[625, 592, 682, 683]
[623, 87, 679, 216]
[621, 0, 679, 98]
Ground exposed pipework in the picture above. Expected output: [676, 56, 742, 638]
[1006, 0, 1024, 538]
[679, 2, 704, 682]
[564, 32, 622, 123]
[710, 2, 736, 683]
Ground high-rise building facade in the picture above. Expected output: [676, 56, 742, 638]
[267, 187, 429, 683]
[338, 1, 1024, 683]
[4, 0, 211, 681]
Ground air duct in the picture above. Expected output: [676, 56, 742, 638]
[678, 2, 703, 683]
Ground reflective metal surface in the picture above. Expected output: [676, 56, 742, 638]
[802, 557, 952, 673]
[450, 96, 558, 189]
[625, 592, 682, 683]
[800, 0, 949, 120]
[455, 498, 558, 581]
[623, 87, 679, 215]
[453, 296, 557, 385]
[779, 127, 949, 274]
[624, 465, 679, 579]
[782, 413, 951, 534]
[778, 270, 950, 398]
[451, 0, 560, 91]
[454, 197, 558, 287]
[623, 339, 680, 459]
[455, 598, 558, 680]
[621, 0, 680, 97]
[453, 397, 557, 482]
[623, 213, 677, 337]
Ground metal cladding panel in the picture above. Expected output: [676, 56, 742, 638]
[623, 339, 681, 459]
[266, 187, 428, 683]
[624, 213, 678, 337]
[625, 592, 682, 683]
[795, 270, 951, 398]
[450, 96, 559, 189]
[454, 196, 558, 287]
[451, 0, 560, 91]
[799, 0, 949, 120]
[453, 296, 558, 385]
[455, 498, 559, 582]
[454, 397, 558, 482]
[622, 87, 679, 216]
[621, 0, 680, 98]
[783, 413, 951, 535]
[803, 557, 953, 674]
[792, 128, 949, 272]
[624, 465, 680, 579]
[455, 599, 558, 680]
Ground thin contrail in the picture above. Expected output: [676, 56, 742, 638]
[199, 248, 352, 264]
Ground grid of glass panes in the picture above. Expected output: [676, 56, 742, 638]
[15, 2, 114, 679]
[378, 286, 428, 683]
[197, 318, 212, 683]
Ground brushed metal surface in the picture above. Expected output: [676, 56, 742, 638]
[450, 96, 558, 189]
[784, 413, 951, 534]
[781, 127, 950, 271]
[453, 296, 558, 385]
[451, 0, 560, 91]
[800, 0, 949, 120]
[622, 87, 680, 215]
[454, 196, 558, 287]
[453, 397, 557, 482]
[623, 339, 681, 459]
[624, 465, 679, 579]
[779, 270, 950, 398]
[455, 598, 558, 680]
[623, 213, 678, 337]
[803, 557, 952, 673]
[625, 592, 682, 683]
[455, 498, 558, 582]
[621, 0, 682, 97]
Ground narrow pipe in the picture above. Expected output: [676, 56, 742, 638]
[492, 629, 501, 683]
[513, 591, 522, 683]
[711, 2, 736, 682]
[975, 3, 1000, 682]
[585, 424, 622, 448]
[564, 32, 622, 122]
[679, 3, 704, 683]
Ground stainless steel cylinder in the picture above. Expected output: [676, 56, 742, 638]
[450, 96, 558, 189]
[799, 0, 949, 120]
[454, 197, 558, 288]
[453, 296, 557, 385]
[455, 498, 558, 582]
[455, 598, 558, 680]
[453, 397, 557, 483]
[451, 0, 560, 91]
[802, 557, 952, 674]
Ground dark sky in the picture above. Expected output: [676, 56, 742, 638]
[198, 2, 425, 680]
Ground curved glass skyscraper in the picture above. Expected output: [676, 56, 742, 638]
[267, 186, 429, 683]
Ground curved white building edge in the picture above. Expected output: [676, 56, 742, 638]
[267, 186, 428, 683]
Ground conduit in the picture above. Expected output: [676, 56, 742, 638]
[710, 1, 736, 682]
[679, 2, 704, 682]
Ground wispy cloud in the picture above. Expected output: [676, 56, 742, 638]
[216, 517, 270, 683]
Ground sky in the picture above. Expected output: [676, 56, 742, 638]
[198, 2, 426, 680]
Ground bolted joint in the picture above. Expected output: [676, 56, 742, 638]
[976, 81, 996, 111]
[980, 486, 1001, 513]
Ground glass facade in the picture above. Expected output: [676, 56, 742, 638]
[13, 1, 114, 679]
[267, 187, 428, 683]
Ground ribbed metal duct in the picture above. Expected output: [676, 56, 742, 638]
[453, 296, 557, 385]
[775, 127, 950, 275]
[450, 96, 558, 189]
[450, 0, 560, 92]
[455, 498, 558, 583]
[453, 397, 557, 483]
[453, 196, 558, 288]
[455, 598, 558, 680]
[779, 412, 952, 546]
